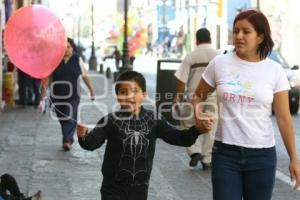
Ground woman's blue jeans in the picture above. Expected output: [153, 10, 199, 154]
[212, 141, 277, 200]
[53, 98, 79, 144]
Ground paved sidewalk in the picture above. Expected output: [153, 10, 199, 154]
[0, 73, 112, 199]
[0, 71, 299, 200]
[0, 72, 198, 200]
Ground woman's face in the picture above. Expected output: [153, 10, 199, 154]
[233, 19, 264, 60]
[64, 42, 73, 58]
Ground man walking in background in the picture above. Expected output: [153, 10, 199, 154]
[174, 28, 219, 170]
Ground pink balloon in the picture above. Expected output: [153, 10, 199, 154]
[4, 5, 66, 79]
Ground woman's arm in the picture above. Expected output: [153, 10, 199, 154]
[273, 90, 300, 189]
[79, 58, 95, 100]
[194, 79, 215, 101]
[174, 79, 186, 103]
[82, 75, 95, 100]
[193, 79, 215, 121]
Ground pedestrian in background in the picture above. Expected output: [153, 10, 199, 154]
[193, 9, 300, 200]
[16, 69, 40, 107]
[6, 60, 40, 107]
[176, 26, 185, 58]
[28, 77, 41, 107]
[41, 37, 95, 151]
[145, 23, 153, 56]
[16, 69, 30, 106]
[113, 46, 121, 70]
[174, 28, 219, 170]
[77, 70, 213, 200]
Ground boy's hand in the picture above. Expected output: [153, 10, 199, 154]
[77, 123, 87, 139]
[195, 112, 214, 134]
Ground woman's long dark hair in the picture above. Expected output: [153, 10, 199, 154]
[67, 37, 78, 53]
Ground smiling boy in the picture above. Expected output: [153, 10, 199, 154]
[77, 70, 213, 200]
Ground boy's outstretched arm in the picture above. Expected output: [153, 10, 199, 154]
[156, 115, 213, 147]
[77, 118, 108, 150]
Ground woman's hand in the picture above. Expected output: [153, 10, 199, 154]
[77, 123, 87, 139]
[81, 75, 95, 101]
[289, 160, 300, 190]
[191, 94, 215, 133]
[194, 112, 214, 134]
[90, 89, 96, 101]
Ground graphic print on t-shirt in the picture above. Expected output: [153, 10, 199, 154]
[224, 72, 256, 105]
[109, 112, 155, 183]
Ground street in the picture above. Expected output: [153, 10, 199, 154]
[0, 55, 299, 199]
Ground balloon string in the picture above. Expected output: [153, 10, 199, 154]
[46, 96, 80, 124]
[38, 80, 79, 123]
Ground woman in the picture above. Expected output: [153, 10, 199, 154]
[42, 37, 95, 151]
[193, 10, 300, 200]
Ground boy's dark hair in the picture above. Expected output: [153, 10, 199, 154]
[233, 9, 274, 59]
[115, 70, 146, 93]
[196, 28, 211, 43]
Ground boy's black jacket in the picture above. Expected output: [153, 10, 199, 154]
[78, 107, 202, 185]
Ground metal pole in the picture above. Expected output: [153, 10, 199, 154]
[257, 0, 260, 10]
[186, 0, 191, 52]
[89, 0, 97, 70]
[122, 0, 131, 69]
[162, 0, 166, 26]
[114, 0, 131, 80]
[77, 16, 81, 45]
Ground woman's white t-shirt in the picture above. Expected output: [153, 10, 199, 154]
[202, 52, 290, 148]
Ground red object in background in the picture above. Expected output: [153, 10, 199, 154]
[4, 5, 66, 79]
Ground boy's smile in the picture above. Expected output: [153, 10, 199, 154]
[116, 81, 146, 114]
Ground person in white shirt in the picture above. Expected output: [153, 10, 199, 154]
[174, 28, 219, 170]
[193, 10, 300, 200]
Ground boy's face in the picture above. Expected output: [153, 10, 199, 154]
[116, 81, 146, 114]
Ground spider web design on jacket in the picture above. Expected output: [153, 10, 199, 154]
[109, 111, 157, 183]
